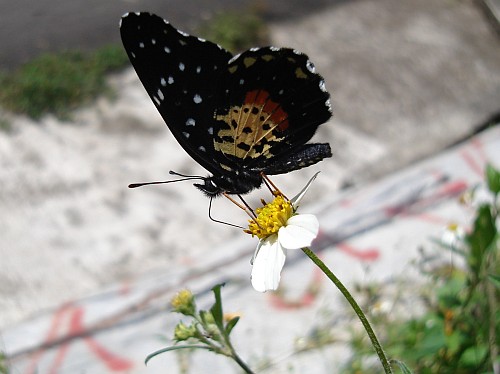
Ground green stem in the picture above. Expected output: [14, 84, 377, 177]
[213, 317, 255, 374]
[229, 347, 255, 374]
[302, 247, 393, 374]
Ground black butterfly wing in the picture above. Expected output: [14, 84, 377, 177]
[211, 47, 332, 174]
[120, 12, 233, 175]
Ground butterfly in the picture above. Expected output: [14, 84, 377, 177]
[120, 12, 332, 197]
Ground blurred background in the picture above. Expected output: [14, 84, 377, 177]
[0, 0, 499, 373]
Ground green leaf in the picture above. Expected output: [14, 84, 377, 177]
[466, 204, 496, 272]
[458, 345, 488, 368]
[488, 274, 500, 288]
[445, 330, 464, 355]
[486, 164, 500, 195]
[225, 316, 240, 336]
[415, 320, 446, 359]
[390, 359, 414, 374]
[209, 284, 225, 331]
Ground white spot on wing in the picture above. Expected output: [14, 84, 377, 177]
[326, 98, 332, 113]
[179, 62, 185, 71]
[160, 77, 166, 86]
[186, 118, 196, 126]
[139, 42, 144, 48]
[168, 76, 174, 84]
[153, 96, 160, 105]
[319, 80, 327, 92]
[306, 60, 316, 73]
[208, 127, 213, 135]
[228, 53, 241, 64]
[193, 94, 202, 104]
[157, 89, 164, 101]
[183, 132, 190, 138]
[164, 46, 171, 53]
[198, 146, 206, 152]
[196, 66, 201, 73]
[151, 38, 156, 45]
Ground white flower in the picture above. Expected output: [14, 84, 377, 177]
[247, 173, 320, 292]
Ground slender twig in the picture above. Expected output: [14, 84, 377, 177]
[229, 346, 255, 374]
[302, 247, 393, 374]
[219, 322, 255, 374]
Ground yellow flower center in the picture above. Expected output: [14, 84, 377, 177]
[246, 195, 293, 239]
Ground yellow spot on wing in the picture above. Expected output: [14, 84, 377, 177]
[214, 105, 284, 159]
[244, 57, 257, 67]
[295, 67, 307, 79]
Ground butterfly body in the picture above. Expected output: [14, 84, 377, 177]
[120, 12, 333, 196]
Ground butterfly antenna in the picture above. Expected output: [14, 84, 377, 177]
[169, 170, 205, 179]
[129, 171, 204, 188]
[208, 196, 245, 229]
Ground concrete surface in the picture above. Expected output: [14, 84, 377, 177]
[3, 126, 500, 373]
[0, 0, 499, 372]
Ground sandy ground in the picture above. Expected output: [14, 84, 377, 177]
[1, 0, 499, 331]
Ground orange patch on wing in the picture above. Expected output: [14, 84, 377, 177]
[244, 90, 289, 131]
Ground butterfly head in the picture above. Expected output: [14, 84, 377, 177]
[194, 171, 263, 197]
[194, 177, 223, 197]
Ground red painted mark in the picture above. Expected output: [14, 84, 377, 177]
[435, 180, 469, 196]
[471, 137, 487, 161]
[119, 281, 131, 296]
[383, 179, 468, 222]
[25, 305, 134, 374]
[411, 212, 449, 225]
[269, 263, 323, 310]
[245, 90, 289, 130]
[337, 243, 380, 261]
[26, 304, 72, 374]
[315, 231, 380, 262]
[460, 149, 483, 177]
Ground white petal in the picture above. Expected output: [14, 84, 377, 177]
[250, 240, 263, 265]
[251, 235, 287, 292]
[290, 171, 320, 208]
[278, 214, 319, 249]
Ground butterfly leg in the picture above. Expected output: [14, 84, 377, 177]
[260, 172, 289, 200]
[222, 192, 256, 220]
[237, 195, 257, 218]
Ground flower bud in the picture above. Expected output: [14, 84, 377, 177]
[171, 289, 196, 316]
[173, 321, 197, 341]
